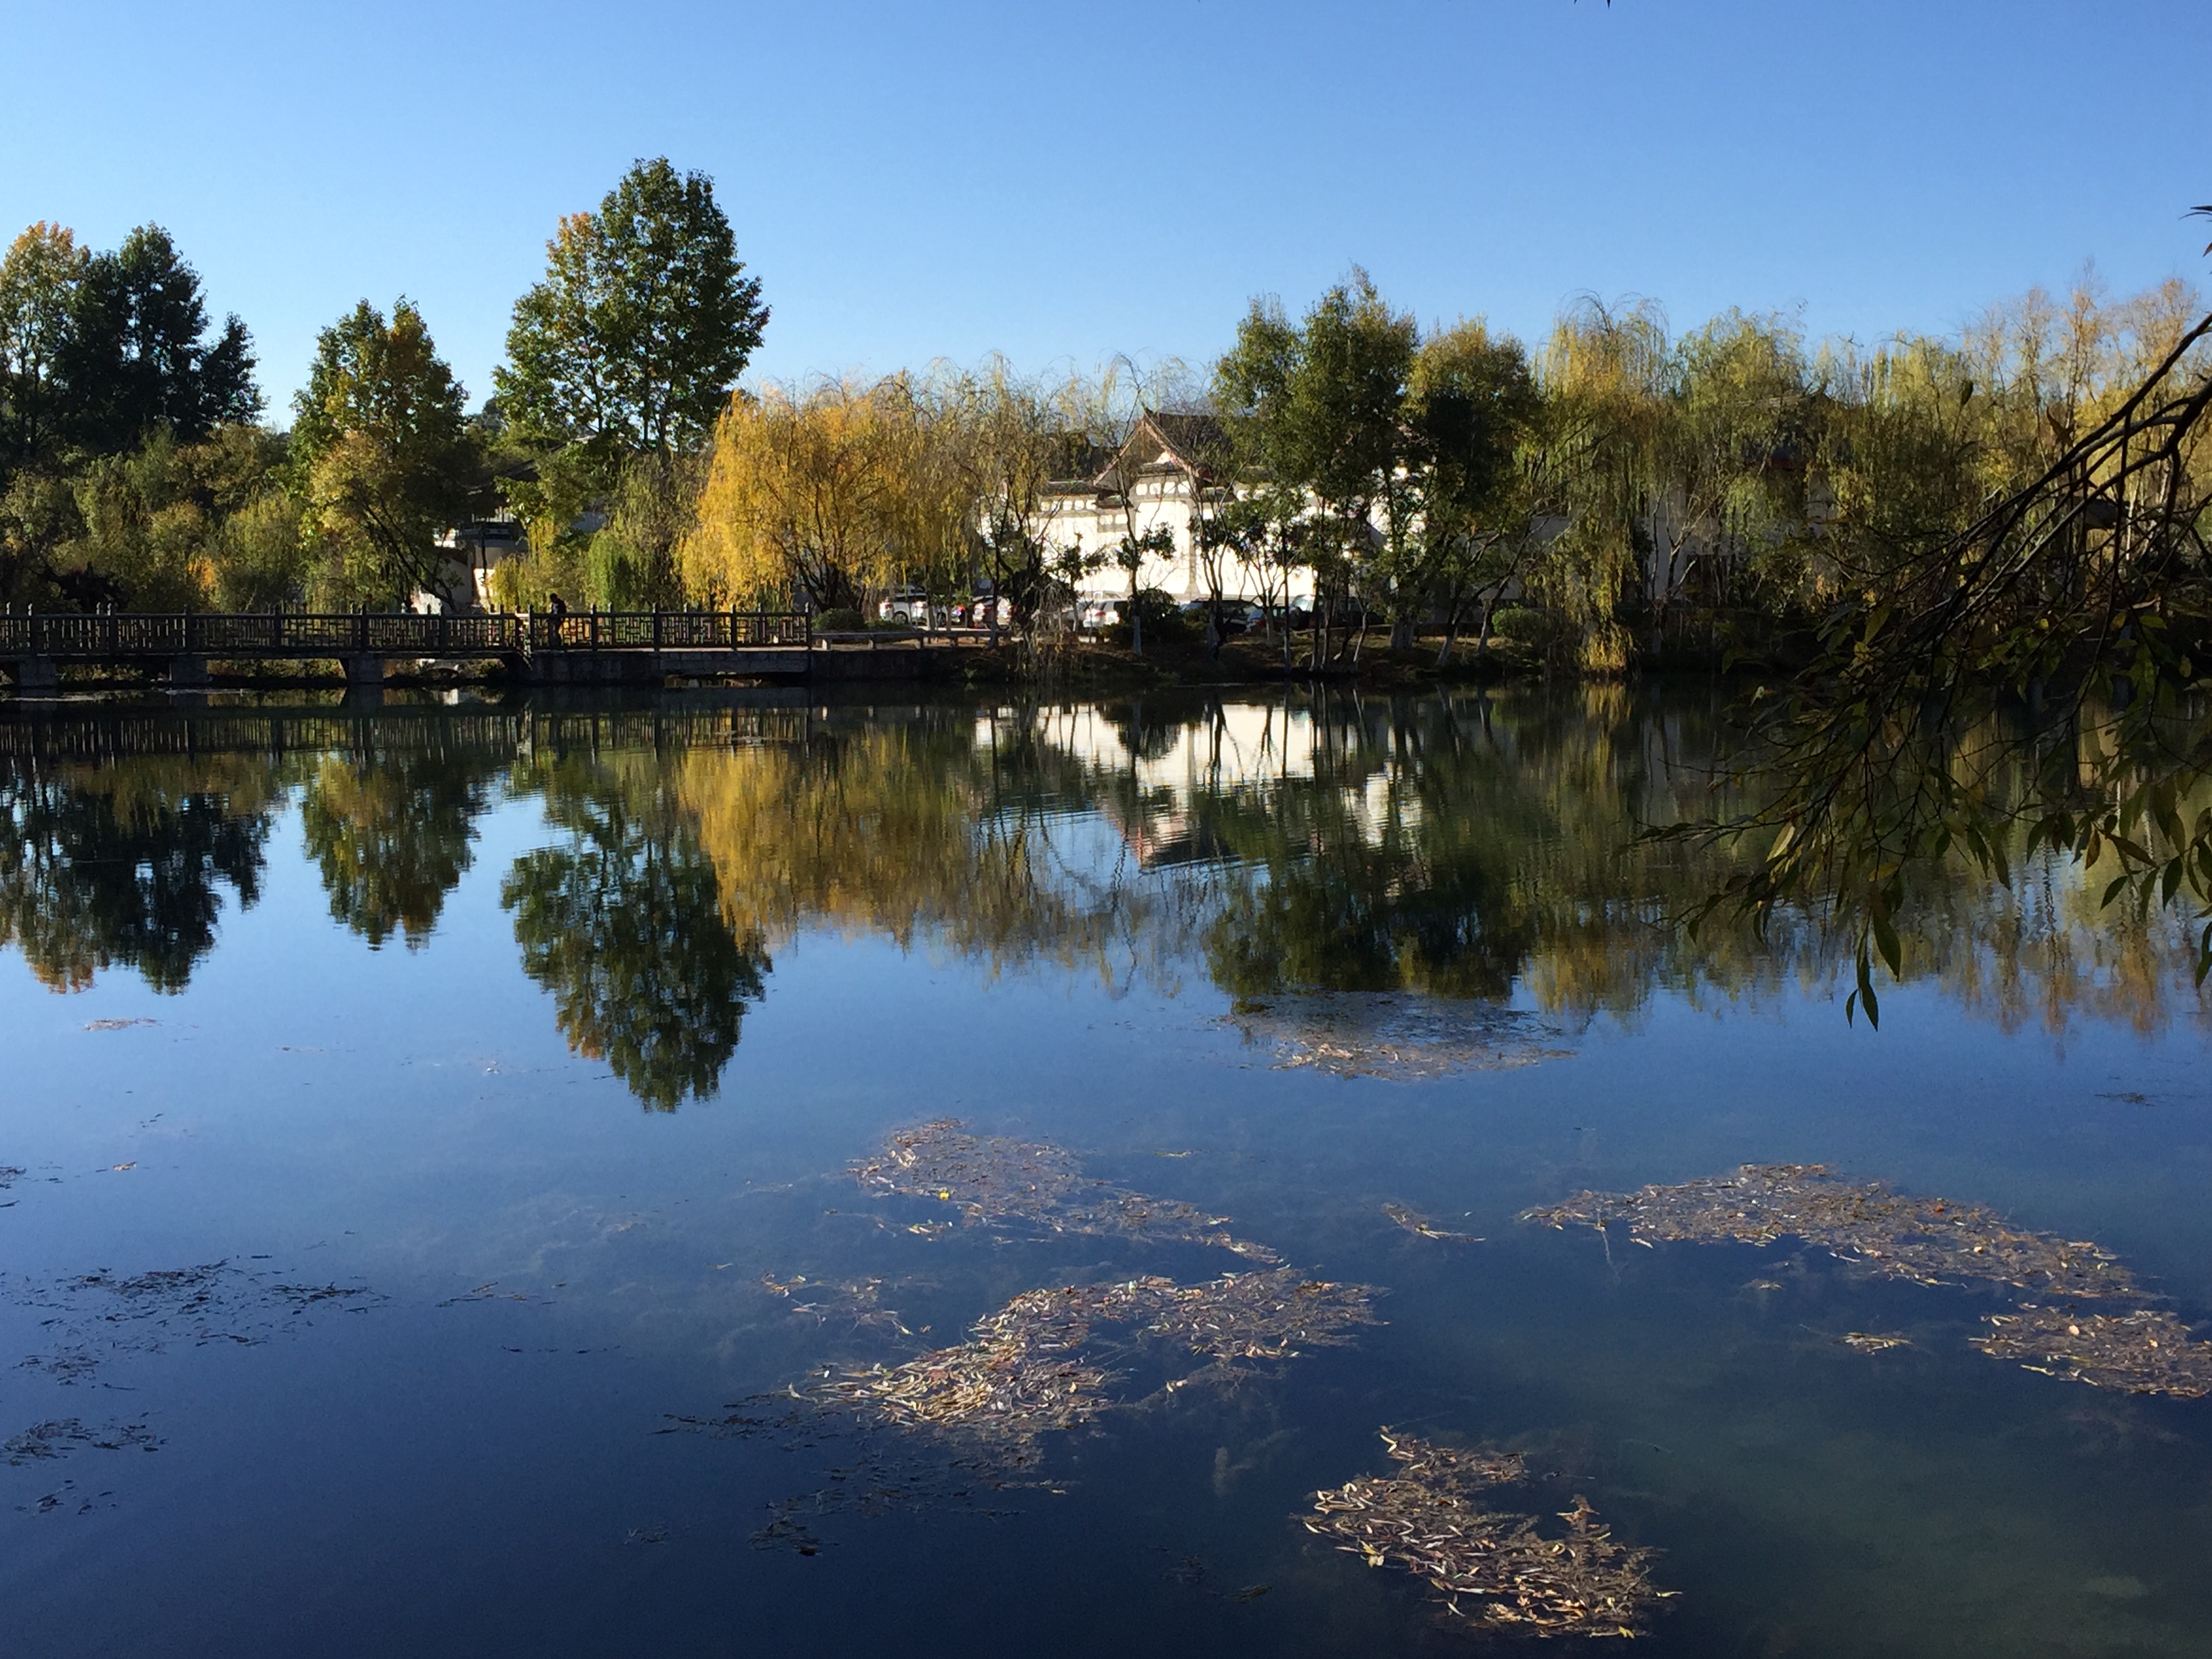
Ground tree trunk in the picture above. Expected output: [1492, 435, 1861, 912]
[1435, 600, 1465, 669]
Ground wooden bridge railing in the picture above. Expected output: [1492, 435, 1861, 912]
[0, 609, 812, 660]
[527, 610, 812, 652]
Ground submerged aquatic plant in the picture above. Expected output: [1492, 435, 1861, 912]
[853, 1118, 1281, 1261]
[1229, 991, 1571, 1082]
[1303, 1430, 1666, 1637]
[1522, 1164, 2137, 1300]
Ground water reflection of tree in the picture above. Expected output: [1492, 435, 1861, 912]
[674, 712, 1220, 994]
[504, 755, 769, 1110]
[1170, 688, 2212, 1036]
[299, 746, 495, 949]
[0, 758, 277, 991]
[5, 693, 2201, 1047]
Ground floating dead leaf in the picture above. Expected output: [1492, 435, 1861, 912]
[1229, 991, 1572, 1082]
[1973, 1305, 2212, 1398]
[855, 1120, 1280, 1263]
[783, 1276, 913, 1337]
[1522, 1164, 2137, 1301]
[82, 1019, 155, 1032]
[1304, 1430, 1667, 1637]
[1382, 1203, 1481, 1243]
[1834, 1332, 1912, 1354]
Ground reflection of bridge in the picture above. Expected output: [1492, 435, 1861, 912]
[0, 609, 960, 691]
[0, 695, 983, 766]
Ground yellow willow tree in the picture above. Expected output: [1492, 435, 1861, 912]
[677, 375, 966, 613]
[1525, 298, 1669, 672]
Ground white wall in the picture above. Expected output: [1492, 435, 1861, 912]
[1037, 472, 1315, 607]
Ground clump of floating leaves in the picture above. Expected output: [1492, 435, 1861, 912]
[1523, 1165, 2212, 1399]
[1522, 1164, 2137, 1300]
[1304, 1431, 1666, 1637]
[813, 1268, 1378, 1461]
[1973, 1305, 2212, 1398]
[1383, 1203, 1481, 1243]
[854, 1119, 1280, 1262]
[1229, 991, 1571, 1082]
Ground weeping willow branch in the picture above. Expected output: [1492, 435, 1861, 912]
[1667, 312, 2212, 1024]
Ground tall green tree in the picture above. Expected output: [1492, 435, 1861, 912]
[1215, 271, 1417, 659]
[1399, 319, 1542, 655]
[293, 299, 478, 605]
[58, 226, 259, 453]
[0, 223, 89, 477]
[497, 158, 766, 483]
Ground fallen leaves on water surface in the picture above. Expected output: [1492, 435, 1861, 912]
[694, 1122, 1379, 1549]
[1383, 1203, 1482, 1243]
[434, 1281, 541, 1308]
[1973, 1306, 2212, 1399]
[854, 1119, 1280, 1263]
[1522, 1164, 2212, 1400]
[761, 1273, 914, 1338]
[657, 1399, 1046, 1552]
[1229, 992, 1572, 1082]
[4, 1417, 161, 1465]
[1304, 1431, 1668, 1638]
[1522, 1164, 2137, 1302]
[813, 1269, 1380, 1459]
[8, 1262, 382, 1382]
[82, 1019, 155, 1032]
[1832, 1332, 1914, 1355]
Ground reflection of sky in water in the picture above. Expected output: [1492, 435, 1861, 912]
[1, 692, 2210, 1657]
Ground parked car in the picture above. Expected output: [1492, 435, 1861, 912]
[956, 594, 1012, 628]
[877, 588, 933, 626]
[1080, 599, 1122, 630]
[1179, 600, 1254, 638]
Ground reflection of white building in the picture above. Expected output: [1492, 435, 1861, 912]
[1038, 413, 1315, 609]
[1023, 703, 1394, 870]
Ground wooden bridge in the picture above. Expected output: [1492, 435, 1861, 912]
[0, 608, 945, 691]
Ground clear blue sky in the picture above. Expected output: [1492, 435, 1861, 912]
[6, 0, 2207, 417]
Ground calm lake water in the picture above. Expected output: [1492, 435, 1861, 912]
[3, 686, 2209, 1658]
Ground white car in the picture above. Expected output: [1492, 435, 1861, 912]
[961, 595, 1012, 628]
[877, 588, 933, 626]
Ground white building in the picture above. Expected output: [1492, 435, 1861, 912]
[1036, 412, 1315, 611]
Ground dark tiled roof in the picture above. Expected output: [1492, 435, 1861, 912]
[1091, 410, 1228, 487]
